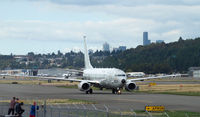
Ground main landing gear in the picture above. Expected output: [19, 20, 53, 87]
[112, 89, 121, 94]
[86, 88, 93, 94]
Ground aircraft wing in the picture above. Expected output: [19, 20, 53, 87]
[4, 74, 82, 79]
[38, 76, 100, 84]
[128, 74, 179, 82]
[0, 74, 8, 76]
[63, 78, 100, 84]
[2, 74, 100, 84]
[65, 68, 83, 73]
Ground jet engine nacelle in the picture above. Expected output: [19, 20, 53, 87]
[78, 81, 91, 91]
[125, 81, 137, 91]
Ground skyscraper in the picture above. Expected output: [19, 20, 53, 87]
[143, 32, 151, 46]
[103, 42, 110, 52]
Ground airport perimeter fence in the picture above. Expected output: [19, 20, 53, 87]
[0, 102, 200, 117]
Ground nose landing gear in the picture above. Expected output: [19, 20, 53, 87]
[117, 90, 121, 94]
[86, 88, 93, 94]
[112, 89, 121, 94]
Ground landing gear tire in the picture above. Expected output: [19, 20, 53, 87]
[89, 88, 93, 94]
[112, 89, 121, 94]
[112, 89, 116, 94]
[86, 91, 89, 94]
[86, 89, 93, 94]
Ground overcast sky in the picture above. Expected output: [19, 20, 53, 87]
[0, 0, 200, 55]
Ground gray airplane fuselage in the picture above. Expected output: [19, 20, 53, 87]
[83, 68, 127, 89]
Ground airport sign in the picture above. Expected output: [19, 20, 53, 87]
[145, 106, 165, 112]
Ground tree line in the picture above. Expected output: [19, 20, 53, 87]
[0, 37, 200, 74]
[97, 37, 200, 73]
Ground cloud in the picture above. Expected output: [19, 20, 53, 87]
[32, 0, 200, 6]
[39, 1, 200, 24]
[1, 18, 197, 47]
[1, 0, 200, 54]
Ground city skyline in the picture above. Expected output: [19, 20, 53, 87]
[0, 0, 200, 54]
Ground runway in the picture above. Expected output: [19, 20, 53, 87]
[0, 83, 200, 112]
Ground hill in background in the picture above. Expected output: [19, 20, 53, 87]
[1, 37, 200, 74]
[98, 37, 200, 74]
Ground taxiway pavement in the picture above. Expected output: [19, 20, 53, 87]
[0, 83, 200, 112]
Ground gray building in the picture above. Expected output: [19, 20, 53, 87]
[113, 48, 119, 52]
[118, 46, 126, 51]
[113, 46, 126, 52]
[143, 32, 151, 46]
[103, 42, 110, 52]
[188, 67, 200, 78]
[156, 40, 164, 43]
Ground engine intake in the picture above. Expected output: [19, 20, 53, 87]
[121, 79, 126, 84]
[125, 81, 137, 91]
[78, 81, 91, 91]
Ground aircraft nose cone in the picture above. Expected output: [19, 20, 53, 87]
[121, 79, 126, 84]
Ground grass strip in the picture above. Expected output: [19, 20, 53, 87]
[135, 90, 200, 96]
[0, 99, 95, 105]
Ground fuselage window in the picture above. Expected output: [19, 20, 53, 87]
[115, 74, 126, 77]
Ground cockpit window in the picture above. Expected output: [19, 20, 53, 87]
[115, 74, 126, 77]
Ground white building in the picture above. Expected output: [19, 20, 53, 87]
[193, 70, 200, 78]
[188, 67, 200, 78]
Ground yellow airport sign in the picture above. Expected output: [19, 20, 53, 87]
[148, 83, 156, 86]
[145, 106, 165, 112]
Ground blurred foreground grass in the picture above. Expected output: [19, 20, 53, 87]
[0, 98, 95, 105]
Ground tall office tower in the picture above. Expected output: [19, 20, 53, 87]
[103, 42, 110, 52]
[143, 32, 151, 45]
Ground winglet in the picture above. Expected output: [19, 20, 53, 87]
[83, 36, 93, 69]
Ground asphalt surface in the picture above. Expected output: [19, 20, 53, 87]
[0, 83, 200, 112]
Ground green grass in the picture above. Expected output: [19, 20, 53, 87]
[67, 99, 96, 104]
[0, 99, 95, 105]
[157, 91, 200, 96]
[121, 110, 200, 117]
[60, 110, 134, 117]
[164, 110, 200, 117]
[75, 110, 200, 117]
[56, 85, 77, 89]
[135, 90, 200, 96]
[0, 79, 48, 85]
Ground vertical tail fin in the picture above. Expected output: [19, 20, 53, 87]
[83, 36, 93, 69]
